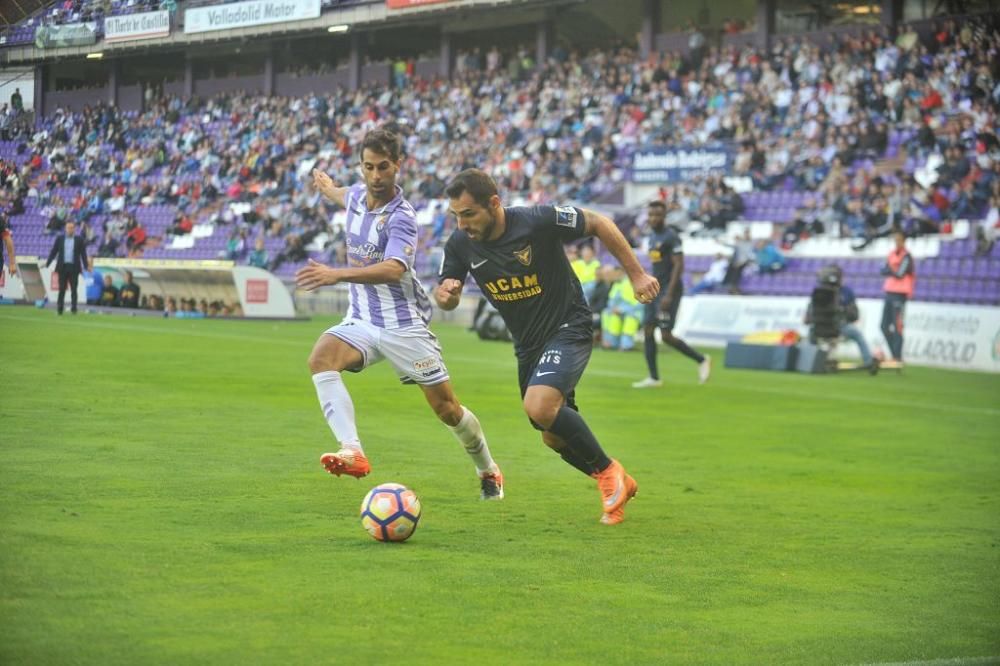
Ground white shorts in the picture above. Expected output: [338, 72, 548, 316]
[325, 318, 451, 386]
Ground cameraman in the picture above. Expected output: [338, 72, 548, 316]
[805, 265, 875, 369]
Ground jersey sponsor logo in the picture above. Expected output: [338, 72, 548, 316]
[484, 273, 542, 302]
[471, 258, 488, 269]
[649, 250, 662, 262]
[513, 244, 532, 266]
[413, 356, 440, 371]
[554, 205, 577, 228]
[347, 239, 385, 265]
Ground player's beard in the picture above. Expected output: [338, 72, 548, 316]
[479, 209, 498, 241]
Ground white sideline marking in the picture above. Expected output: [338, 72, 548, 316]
[0, 313, 304, 347]
[3, 313, 999, 418]
[854, 657, 1000, 666]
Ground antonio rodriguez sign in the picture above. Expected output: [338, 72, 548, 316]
[631, 144, 731, 183]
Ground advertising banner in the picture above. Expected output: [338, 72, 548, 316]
[105, 10, 170, 43]
[631, 145, 731, 183]
[674, 294, 1000, 373]
[184, 0, 320, 34]
[35, 22, 98, 49]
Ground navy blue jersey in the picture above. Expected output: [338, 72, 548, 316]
[648, 224, 683, 282]
[440, 205, 590, 359]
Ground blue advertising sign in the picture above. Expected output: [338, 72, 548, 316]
[631, 145, 731, 183]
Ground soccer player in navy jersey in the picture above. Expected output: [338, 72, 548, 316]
[296, 130, 503, 500]
[632, 200, 711, 388]
[435, 169, 660, 525]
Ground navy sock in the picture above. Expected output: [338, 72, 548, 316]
[667, 337, 705, 364]
[643, 332, 659, 380]
[548, 406, 611, 474]
[557, 447, 594, 476]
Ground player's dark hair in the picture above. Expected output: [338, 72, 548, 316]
[648, 200, 667, 210]
[445, 169, 498, 208]
[360, 128, 402, 162]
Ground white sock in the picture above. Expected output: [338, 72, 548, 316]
[312, 371, 363, 453]
[447, 406, 496, 475]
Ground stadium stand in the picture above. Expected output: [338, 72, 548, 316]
[1, 9, 998, 306]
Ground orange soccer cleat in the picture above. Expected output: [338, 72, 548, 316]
[599, 473, 637, 525]
[592, 459, 638, 525]
[320, 449, 371, 478]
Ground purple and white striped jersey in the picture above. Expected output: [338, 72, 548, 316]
[341, 183, 433, 329]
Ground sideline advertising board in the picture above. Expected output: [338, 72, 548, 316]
[675, 295, 1000, 373]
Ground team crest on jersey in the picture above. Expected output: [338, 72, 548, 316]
[513, 244, 533, 266]
[375, 214, 388, 233]
[554, 205, 577, 228]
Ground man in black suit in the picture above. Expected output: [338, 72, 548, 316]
[46, 220, 91, 315]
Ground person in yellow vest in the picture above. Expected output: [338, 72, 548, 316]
[601, 266, 642, 350]
[571, 243, 602, 304]
[879, 231, 915, 365]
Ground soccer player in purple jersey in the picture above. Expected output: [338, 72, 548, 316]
[295, 129, 503, 500]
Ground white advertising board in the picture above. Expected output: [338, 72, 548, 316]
[184, 0, 320, 34]
[104, 10, 170, 43]
[675, 295, 1000, 373]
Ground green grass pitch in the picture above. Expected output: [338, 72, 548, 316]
[1, 307, 998, 665]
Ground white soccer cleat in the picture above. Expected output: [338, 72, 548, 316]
[698, 355, 712, 384]
[479, 467, 504, 500]
[631, 377, 663, 389]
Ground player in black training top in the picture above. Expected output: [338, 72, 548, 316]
[435, 169, 659, 525]
[632, 200, 711, 389]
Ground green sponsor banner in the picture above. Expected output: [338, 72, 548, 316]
[35, 22, 98, 49]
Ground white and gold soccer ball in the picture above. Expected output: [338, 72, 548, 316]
[360, 483, 421, 542]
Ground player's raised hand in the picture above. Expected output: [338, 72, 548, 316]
[311, 169, 339, 201]
[296, 259, 339, 291]
[434, 278, 464, 310]
[631, 272, 660, 304]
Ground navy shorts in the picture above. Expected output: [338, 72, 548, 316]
[645, 287, 683, 331]
[517, 324, 593, 430]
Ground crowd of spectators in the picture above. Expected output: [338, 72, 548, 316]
[1, 16, 998, 277]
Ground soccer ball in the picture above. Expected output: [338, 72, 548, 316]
[360, 483, 421, 542]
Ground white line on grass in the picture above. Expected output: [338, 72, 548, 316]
[853, 657, 1000, 666]
[0, 312, 305, 347]
[3, 312, 998, 418]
